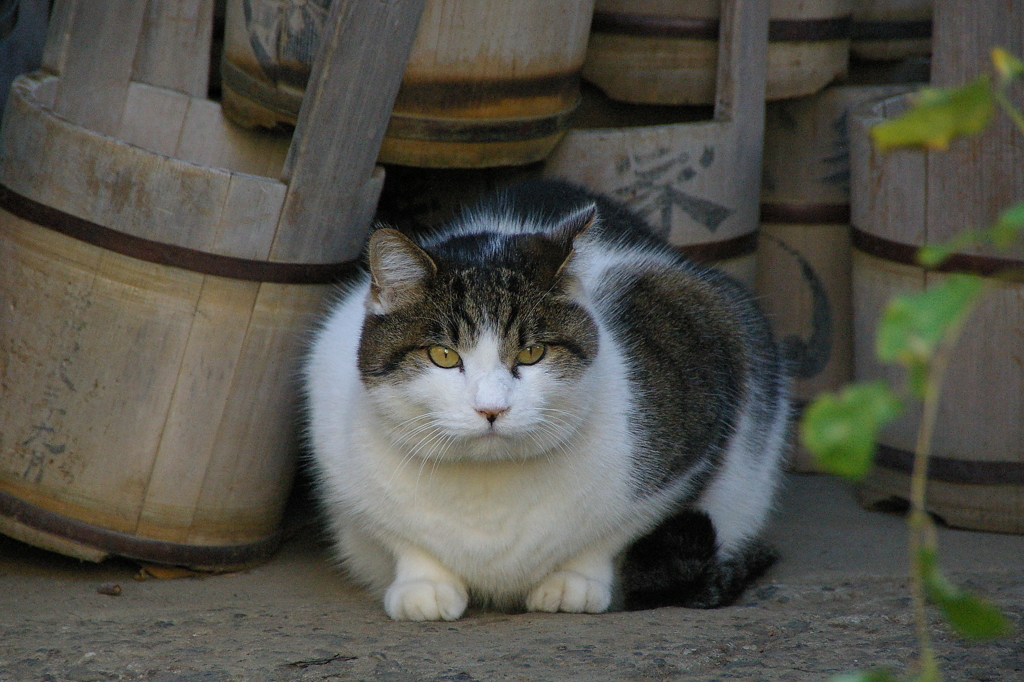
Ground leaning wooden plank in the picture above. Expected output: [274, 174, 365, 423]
[271, 0, 427, 264]
[133, 0, 215, 98]
[50, 0, 149, 136]
[40, 0, 75, 73]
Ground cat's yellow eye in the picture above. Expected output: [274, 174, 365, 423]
[516, 344, 546, 366]
[427, 345, 461, 368]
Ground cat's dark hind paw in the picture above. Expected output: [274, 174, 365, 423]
[620, 509, 778, 610]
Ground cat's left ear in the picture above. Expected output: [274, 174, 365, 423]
[551, 203, 597, 280]
[366, 228, 437, 315]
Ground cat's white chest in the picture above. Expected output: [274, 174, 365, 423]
[347, 417, 637, 596]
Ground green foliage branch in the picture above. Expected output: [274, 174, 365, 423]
[800, 48, 1024, 682]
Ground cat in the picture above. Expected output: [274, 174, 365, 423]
[303, 179, 791, 621]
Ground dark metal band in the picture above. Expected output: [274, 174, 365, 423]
[0, 184, 357, 284]
[769, 17, 852, 42]
[675, 231, 758, 264]
[851, 225, 1024, 279]
[394, 72, 581, 111]
[591, 12, 719, 39]
[851, 19, 933, 41]
[874, 444, 1024, 486]
[385, 104, 579, 144]
[761, 202, 851, 225]
[592, 12, 852, 42]
[0, 488, 282, 567]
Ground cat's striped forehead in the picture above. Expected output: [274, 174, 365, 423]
[427, 263, 549, 350]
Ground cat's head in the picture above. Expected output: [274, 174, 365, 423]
[357, 206, 601, 463]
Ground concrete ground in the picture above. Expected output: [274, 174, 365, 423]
[1, 473, 1021, 682]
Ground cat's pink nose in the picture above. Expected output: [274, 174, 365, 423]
[476, 408, 506, 424]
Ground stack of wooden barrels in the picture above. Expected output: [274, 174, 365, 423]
[1, 0, 1014, 567]
[0, 0, 426, 567]
[221, 0, 773, 286]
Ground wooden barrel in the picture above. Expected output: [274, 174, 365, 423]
[850, 90, 1024, 534]
[758, 81, 919, 472]
[851, 0, 932, 62]
[545, 0, 767, 288]
[581, 0, 852, 105]
[0, 0, 423, 565]
[222, 0, 596, 168]
[0, 73, 335, 566]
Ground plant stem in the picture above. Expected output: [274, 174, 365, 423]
[994, 89, 1024, 136]
[908, 373, 941, 682]
[905, 282, 983, 682]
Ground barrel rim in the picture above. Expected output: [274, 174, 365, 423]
[0, 184, 357, 284]
[221, 57, 303, 120]
[591, 12, 853, 42]
[0, 488, 282, 568]
[873, 444, 1024, 486]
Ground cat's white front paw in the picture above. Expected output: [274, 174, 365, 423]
[384, 579, 469, 621]
[526, 571, 612, 613]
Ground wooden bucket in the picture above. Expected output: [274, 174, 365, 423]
[380, 0, 596, 168]
[581, 0, 852, 105]
[758, 81, 918, 472]
[0, 0, 424, 565]
[222, 0, 596, 168]
[850, 92, 1024, 534]
[0, 74, 331, 566]
[851, 0, 932, 62]
[545, 0, 768, 289]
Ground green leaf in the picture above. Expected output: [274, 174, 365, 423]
[872, 76, 994, 151]
[831, 669, 901, 682]
[876, 275, 985, 366]
[801, 382, 903, 480]
[916, 229, 987, 269]
[992, 47, 1024, 84]
[991, 201, 1024, 249]
[918, 547, 1014, 640]
[916, 244, 954, 269]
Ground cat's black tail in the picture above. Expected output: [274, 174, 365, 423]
[619, 509, 778, 611]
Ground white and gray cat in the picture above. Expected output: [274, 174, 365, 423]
[304, 179, 791, 621]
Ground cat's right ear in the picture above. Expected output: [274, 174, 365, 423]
[550, 203, 598, 246]
[366, 228, 437, 315]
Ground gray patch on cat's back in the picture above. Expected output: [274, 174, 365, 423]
[601, 264, 745, 495]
